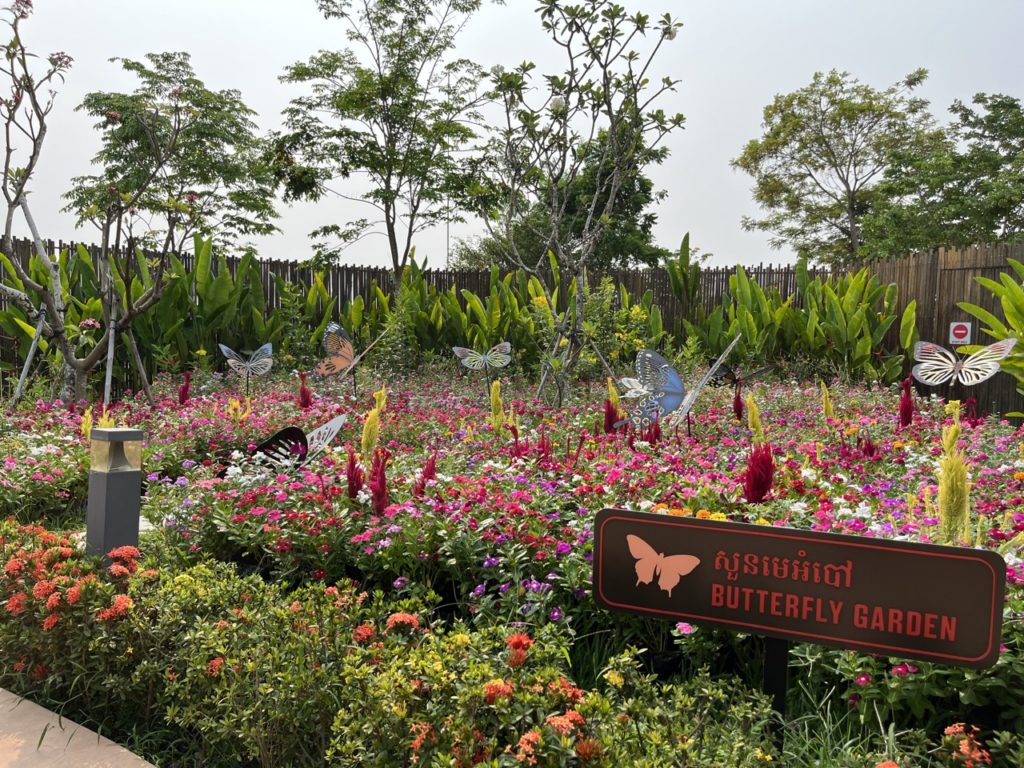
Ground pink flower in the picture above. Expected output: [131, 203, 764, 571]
[854, 673, 872, 686]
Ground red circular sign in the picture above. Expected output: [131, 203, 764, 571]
[952, 323, 969, 340]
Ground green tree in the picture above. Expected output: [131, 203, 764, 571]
[733, 69, 938, 269]
[863, 93, 1024, 257]
[57, 52, 278, 403]
[65, 52, 278, 254]
[275, 0, 488, 280]
[476, 1, 684, 394]
[455, 133, 670, 271]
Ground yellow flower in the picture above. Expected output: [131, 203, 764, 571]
[755, 517, 772, 526]
[195, 348, 208, 357]
[709, 512, 728, 521]
[603, 670, 625, 689]
[450, 633, 471, 647]
[653, 502, 668, 511]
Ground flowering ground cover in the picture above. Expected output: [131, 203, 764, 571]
[1, 367, 1023, 766]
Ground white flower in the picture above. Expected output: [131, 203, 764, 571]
[550, 96, 566, 115]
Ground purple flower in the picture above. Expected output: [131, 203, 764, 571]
[498, 582, 511, 593]
[174, 476, 189, 487]
[483, 556, 501, 568]
[555, 542, 572, 555]
[182, 459, 197, 469]
[392, 577, 409, 589]
[471, 583, 486, 598]
[549, 607, 563, 621]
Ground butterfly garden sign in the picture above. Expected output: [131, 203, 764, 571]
[593, 508, 1007, 714]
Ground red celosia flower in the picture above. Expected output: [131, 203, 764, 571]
[298, 372, 313, 409]
[898, 377, 914, 429]
[369, 449, 390, 514]
[353, 623, 376, 644]
[506, 632, 534, 651]
[733, 385, 745, 421]
[602, 399, 622, 434]
[96, 594, 134, 622]
[346, 448, 364, 499]
[742, 443, 775, 503]
[178, 370, 191, 406]
[385, 611, 420, 633]
[413, 453, 437, 498]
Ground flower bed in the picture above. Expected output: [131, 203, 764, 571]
[2, 370, 1023, 766]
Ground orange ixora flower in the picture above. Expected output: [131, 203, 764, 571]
[874, 762, 900, 768]
[96, 594, 134, 622]
[483, 679, 515, 704]
[506, 632, 534, 651]
[352, 623, 376, 644]
[385, 612, 420, 632]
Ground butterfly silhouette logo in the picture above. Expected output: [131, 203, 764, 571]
[626, 535, 701, 597]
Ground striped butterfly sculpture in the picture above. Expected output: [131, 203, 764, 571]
[452, 341, 512, 371]
[219, 414, 349, 477]
[219, 342, 273, 395]
[911, 338, 1017, 387]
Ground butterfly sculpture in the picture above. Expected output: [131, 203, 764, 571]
[911, 338, 1017, 387]
[314, 323, 355, 377]
[709, 363, 771, 389]
[231, 414, 349, 474]
[626, 535, 700, 598]
[452, 341, 513, 371]
[219, 342, 273, 395]
[618, 334, 742, 430]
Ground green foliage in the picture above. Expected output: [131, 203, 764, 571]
[863, 93, 1024, 258]
[959, 258, 1024, 396]
[276, 0, 485, 274]
[663, 233, 704, 338]
[687, 258, 911, 383]
[65, 51, 278, 249]
[580, 276, 665, 378]
[733, 68, 937, 268]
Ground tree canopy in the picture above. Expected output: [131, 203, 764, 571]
[733, 69, 939, 268]
[862, 93, 1024, 257]
[275, 0, 488, 278]
[65, 52, 278, 254]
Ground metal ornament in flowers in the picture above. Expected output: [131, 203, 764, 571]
[219, 342, 273, 396]
[911, 338, 1017, 387]
[225, 414, 349, 475]
[618, 334, 742, 433]
[452, 341, 512, 395]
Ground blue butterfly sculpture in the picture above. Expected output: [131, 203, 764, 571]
[618, 335, 742, 430]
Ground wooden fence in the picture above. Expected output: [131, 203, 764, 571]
[2, 238, 1023, 413]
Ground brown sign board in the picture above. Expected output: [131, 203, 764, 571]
[593, 509, 1006, 669]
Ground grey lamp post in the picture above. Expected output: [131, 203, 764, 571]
[86, 428, 144, 560]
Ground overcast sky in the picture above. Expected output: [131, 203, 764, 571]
[15, 0, 1024, 269]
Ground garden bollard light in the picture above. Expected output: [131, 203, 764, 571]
[86, 428, 143, 560]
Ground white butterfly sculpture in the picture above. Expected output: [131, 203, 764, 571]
[452, 341, 512, 371]
[219, 342, 273, 394]
[911, 338, 1017, 387]
[237, 414, 349, 475]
